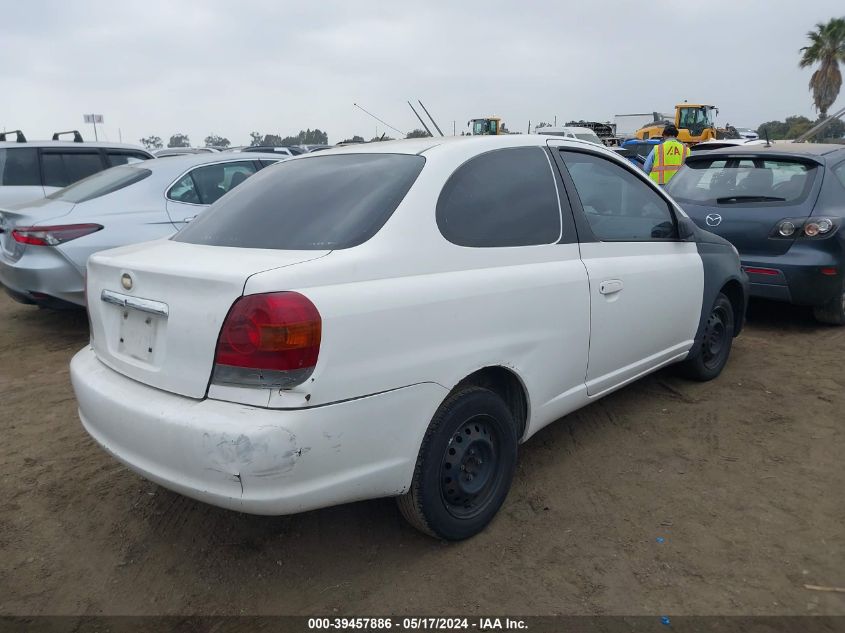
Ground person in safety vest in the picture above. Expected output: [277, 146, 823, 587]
[643, 125, 689, 185]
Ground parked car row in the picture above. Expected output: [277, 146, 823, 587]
[2, 130, 842, 541]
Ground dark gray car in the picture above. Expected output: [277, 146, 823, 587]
[666, 143, 845, 324]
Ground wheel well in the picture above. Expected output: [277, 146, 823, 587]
[720, 279, 745, 336]
[454, 367, 528, 439]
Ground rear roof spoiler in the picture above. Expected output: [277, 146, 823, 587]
[0, 130, 27, 142]
[52, 130, 84, 142]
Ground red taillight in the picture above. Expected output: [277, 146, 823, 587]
[212, 292, 321, 389]
[743, 266, 779, 276]
[821, 267, 838, 276]
[12, 223, 103, 246]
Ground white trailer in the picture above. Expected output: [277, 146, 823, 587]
[614, 113, 662, 138]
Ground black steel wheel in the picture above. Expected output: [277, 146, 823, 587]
[701, 301, 730, 371]
[397, 386, 518, 540]
[678, 292, 735, 381]
[439, 415, 503, 520]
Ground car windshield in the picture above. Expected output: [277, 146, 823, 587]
[174, 153, 425, 250]
[46, 165, 152, 203]
[666, 157, 817, 205]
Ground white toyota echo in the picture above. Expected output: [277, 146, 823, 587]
[70, 135, 748, 540]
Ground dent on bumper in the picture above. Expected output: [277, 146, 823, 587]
[70, 346, 446, 515]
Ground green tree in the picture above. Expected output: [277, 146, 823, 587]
[204, 134, 230, 148]
[757, 120, 788, 140]
[818, 116, 845, 139]
[167, 133, 190, 148]
[369, 135, 395, 142]
[340, 135, 365, 144]
[261, 134, 283, 146]
[279, 129, 330, 145]
[785, 115, 814, 139]
[139, 135, 163, 150]
[405, 129, 429, 139]
[249, 131, 263, 146]
[799, 17, 845, 116]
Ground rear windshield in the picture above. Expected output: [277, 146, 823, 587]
[667, 157, 817, 205]
[174, 153, 425, 250]
[47, 165, 152, 203]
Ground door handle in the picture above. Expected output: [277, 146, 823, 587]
[599, 279, 624, 295]
[183, 215, 197, 224]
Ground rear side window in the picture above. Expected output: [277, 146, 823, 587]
[833, 161, 845, 190]
[0, 148, 40, 186]
[667, 157, 817, 205]
[41, 152, 104, 187]
[436, 147, 561, 247]
[175, 154, 425, 250]
[47, 165, 151, 203]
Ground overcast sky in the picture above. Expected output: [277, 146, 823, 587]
[2, 0, 843, 146]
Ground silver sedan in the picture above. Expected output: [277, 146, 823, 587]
[0, 152, 284, 308]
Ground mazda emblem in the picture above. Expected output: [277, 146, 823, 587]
[120, 273, 133, 290]
[705, 213, 722, 227]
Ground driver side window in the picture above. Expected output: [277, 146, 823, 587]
[560, 151, 678, 241]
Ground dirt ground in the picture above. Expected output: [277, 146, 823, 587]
[0, 292, 843, 617]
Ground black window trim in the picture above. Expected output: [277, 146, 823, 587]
[551, 146, 684, 244]
[436, 146, 578, 248]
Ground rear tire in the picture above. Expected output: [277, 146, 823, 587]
[812, 283, 845, 325]
[678, 292, 735, 381]
[397, 387, 518, 540]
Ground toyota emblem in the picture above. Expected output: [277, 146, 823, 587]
[705, 213, 722, 227]
[120, 273, 133, 290]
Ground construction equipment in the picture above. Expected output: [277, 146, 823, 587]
[634, 103, 738, 144]
[468, 117, 505, 135]
[565, 120, 620, 146]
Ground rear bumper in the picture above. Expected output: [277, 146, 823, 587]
[0, 247, 85, 307]
[70, 346, 446, 515]
[742, 245, 842, 307]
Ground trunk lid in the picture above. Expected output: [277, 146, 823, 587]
[86, 240, 330, 398]
[677, 200, 815, 257]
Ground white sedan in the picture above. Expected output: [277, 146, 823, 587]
[70, 135, 748, 540]
[0, 152, 283, 308]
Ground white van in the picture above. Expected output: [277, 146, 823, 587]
[534, 126, 604, 145]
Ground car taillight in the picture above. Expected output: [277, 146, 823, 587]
[212, 292, 321, 389]
[773, 218, 837, 239]
[12, 224, 103, 246]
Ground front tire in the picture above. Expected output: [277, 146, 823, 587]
[812, 282, 845, 325]
[678, 292, 735, 381]
[397, 387, 518, 540]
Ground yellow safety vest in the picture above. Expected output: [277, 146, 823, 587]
[649, 139, 689, 185]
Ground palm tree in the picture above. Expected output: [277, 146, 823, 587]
[799, 18, 845, 117]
